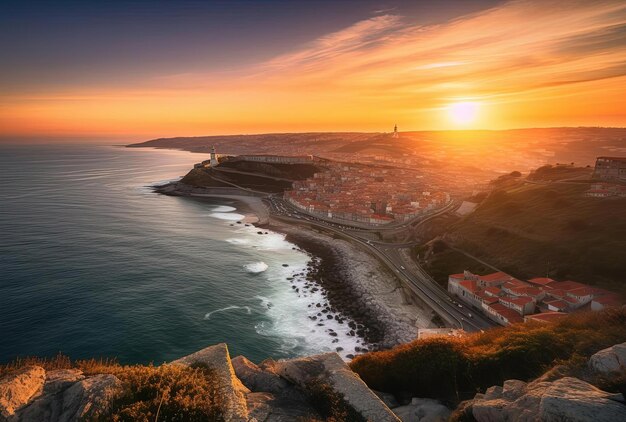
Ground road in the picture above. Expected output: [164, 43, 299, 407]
[266, 196, 496, 332]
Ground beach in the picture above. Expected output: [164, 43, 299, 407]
[157, 182, 435, 352]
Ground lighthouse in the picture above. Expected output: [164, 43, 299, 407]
[392, 124, 399, 138]
[210, 146, 218, 166]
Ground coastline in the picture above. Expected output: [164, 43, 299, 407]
[155, 181, 434, 352]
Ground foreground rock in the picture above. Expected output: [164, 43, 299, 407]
[391, 397, 451, 422]
[232, 355, 321, 421]
[172, 343, 249, 421]
[273, 352, 400, 421]
[0, 366, 46, 419]
[465, 377, 626, 422]
[589, 342, 626, 374]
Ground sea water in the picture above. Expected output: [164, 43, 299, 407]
[0, 144, 361, 364]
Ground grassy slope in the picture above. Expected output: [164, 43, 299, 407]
[351, 309, 626, 402]
[448, 182, 626, 294]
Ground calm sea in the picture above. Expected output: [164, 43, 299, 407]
[0, 144, 358, 364]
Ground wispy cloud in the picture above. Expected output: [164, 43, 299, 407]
[3, 0, 626, 136]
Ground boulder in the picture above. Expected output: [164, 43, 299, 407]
[589, 342, 626, 374]
[245, 391, 321, 421]
[0, 366, 46, 419]
[58, 374, 122, 421]
[539, 377, 626, 422]
[273, 352, 400, 421]
[391, 397, 451, 422]
[172, 343, 249, 421]
[43, 370, 85, 395]
[231, 356, 290, 394]
[469, 376, 626, 422]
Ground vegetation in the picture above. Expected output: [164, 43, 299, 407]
[350, 309, 626, 402]
[306, 379, 366, 422]
[448, 182, 626, 295]
[415, 243, 493, 288]
[0, 357, 224, 421]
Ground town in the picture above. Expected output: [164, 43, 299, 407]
[448, 270, 622, 326]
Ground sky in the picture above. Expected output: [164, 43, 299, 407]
[1, 0, 626, 141]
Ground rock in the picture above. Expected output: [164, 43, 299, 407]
[539, 377, 626, 422]
[246, 391, 321, 421]
[392, 397, 451, 422]
[589, 342, 626, 374]
[172, 343, 249, 421]
[374, 390, 399, 408]
[43, 369, 85, 395]
[469, 376, 626, 422]
[231, 356, 290, 395]
[273, 352, 400, 421]
[502, 379, 526, 400]
[58, 374, 122, 421]
[0, 366, 46, 419]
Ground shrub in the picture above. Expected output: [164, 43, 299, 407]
[350, 309, 626, 402]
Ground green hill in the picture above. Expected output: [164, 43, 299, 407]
[443, 179, 626, 295]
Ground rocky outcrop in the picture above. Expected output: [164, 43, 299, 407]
[466, 377, 626, 422]
[391, 397, 451, 422]
[172, 343, 249, 421]
[273, 352, 400, 421]
[589, 342, 626, 374]
[232, 355, 321, 421]
[0, 367, 121, 422]
[0, 366, 46, 420]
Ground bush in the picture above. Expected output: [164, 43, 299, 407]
[350, 309, 626, 402]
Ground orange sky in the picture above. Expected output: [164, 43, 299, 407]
[2, 0, 626, 141]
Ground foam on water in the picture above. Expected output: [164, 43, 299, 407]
[204, 305, 252, 320]
[244, 262, 269, 273]
[213, 205, 237, 212]
[209, 212, 246, 221]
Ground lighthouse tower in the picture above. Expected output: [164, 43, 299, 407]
[210, 145, 218, 166]
[392, 124, 399, 138]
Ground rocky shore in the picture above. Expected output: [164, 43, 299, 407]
[271, 219, 434, 350]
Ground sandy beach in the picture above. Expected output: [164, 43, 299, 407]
[156, 181, 435, 350]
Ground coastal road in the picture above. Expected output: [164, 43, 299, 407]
[269, 202, 496, 332]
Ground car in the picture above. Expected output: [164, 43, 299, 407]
[457, 304, 463, 308]
[468, 313, 473, 318]
[400, 265, 405, 270]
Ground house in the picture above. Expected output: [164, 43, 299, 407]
[499, 296, 536, 315]
[591, 295, 622, 311]
[524, 312, 567, 324]
[482, 302, 524, 325]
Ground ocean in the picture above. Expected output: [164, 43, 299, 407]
[0, 144, 359, 364]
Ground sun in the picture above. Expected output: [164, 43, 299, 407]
[448, 101, 479, 125]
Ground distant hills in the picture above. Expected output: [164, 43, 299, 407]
[129, 127, 626, 174]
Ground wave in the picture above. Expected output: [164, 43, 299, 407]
[209, 212, 245, 221]
[244, 262, 268, 273]
[226, 238, 249, 245]
[212, 205, 237, 212]
[204, 305, 252, 320]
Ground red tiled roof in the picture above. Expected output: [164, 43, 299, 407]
[478, 271, 511, 282]
[527, 277, 555, 286]
[567, 287, 594, 297]
[544, 299, 568, 310]
[489, 303, 524, 323]
[525, 312, 567, 323]
[459, 280, 478, 293]
[547, 281, 587, 292]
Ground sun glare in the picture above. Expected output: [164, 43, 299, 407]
[448, 101, 479, 125]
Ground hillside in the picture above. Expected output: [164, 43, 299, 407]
[433, 175, 626, 295]
[178, 159, 325, 194]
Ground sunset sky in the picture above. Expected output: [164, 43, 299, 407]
[2, 0, 626, 141]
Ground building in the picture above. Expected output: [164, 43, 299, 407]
[592, 156, 626, 181]
[234, 155, 314, 164]
[210, 146, 218, 166]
